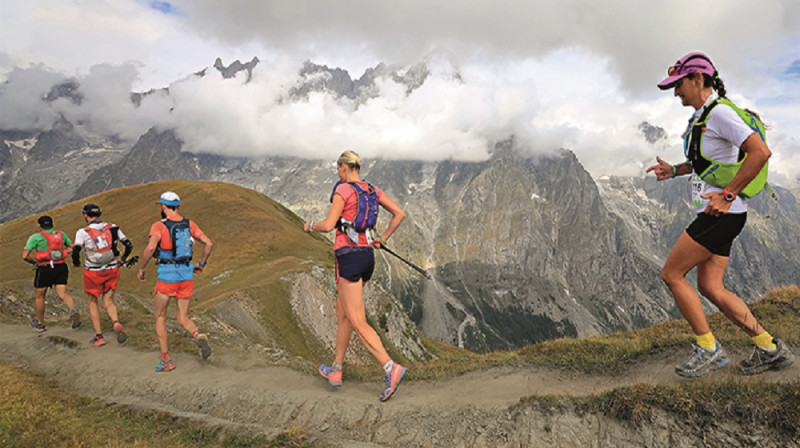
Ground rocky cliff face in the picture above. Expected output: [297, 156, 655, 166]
[57, 129, 678, 352]
[0, 125, 126, 223]
[597, 175, 800, 303]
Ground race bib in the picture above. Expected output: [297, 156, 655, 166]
[691, 174, 703, 208]
[94, 235, 110, 249]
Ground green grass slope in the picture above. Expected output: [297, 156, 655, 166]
[0, 180, 336, 362]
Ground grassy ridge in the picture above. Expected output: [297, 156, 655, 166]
[0, 363, 317, 448]
[398, 285, 800, 380]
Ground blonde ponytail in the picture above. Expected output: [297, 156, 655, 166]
[337, 150, 362, 170]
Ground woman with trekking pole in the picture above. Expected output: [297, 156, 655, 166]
[648, 52, 794, 378]
[304, 150, 408, 401]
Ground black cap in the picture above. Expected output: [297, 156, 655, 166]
[81, 203, 102, 217]
[37, 216, 53, 229]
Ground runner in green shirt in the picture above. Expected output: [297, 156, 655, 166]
[21, 216, 81, 332]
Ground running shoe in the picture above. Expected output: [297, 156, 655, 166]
[739, 339, 795, 376]
[195, 333, 211, 360]
[113, 321, 127, 344]
[319, 364, 343, 386]
[155, 359, 176, 372]
[70, 310, 81, 329]
[89, 336, 107, 347]
[30, 319, 47, 332]
[379, 363, 407, 402]
[675, 342, 730, 378]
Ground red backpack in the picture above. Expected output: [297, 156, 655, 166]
[85, 224, 116, 265]
[34, 231, 66, 264]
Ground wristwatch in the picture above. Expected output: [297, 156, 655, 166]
[722, 188, 737, 202]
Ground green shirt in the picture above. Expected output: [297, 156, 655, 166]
[23, 229, 72, 252]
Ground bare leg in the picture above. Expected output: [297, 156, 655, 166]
[333, 291, 355, 366]
[87, 295, 102, 334]
[661, 232, 714, 335]
[175, 298, 199, 335]
[154, 292, 172, 354]
[697, 255, 764, 337]
[102, 289, 120, 323]
[33, 287, 47, 323]
[337, 278, 390, 366]
[53, 284, 75, 311]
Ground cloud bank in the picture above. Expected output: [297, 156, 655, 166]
[1, 0, 799, 183]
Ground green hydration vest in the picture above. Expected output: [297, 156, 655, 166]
[685, 97, 768, 198]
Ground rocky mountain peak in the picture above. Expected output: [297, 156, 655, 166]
[638, 121, 668, 144]
[45, 80, 82, 105]
[214, 57, 260, 81]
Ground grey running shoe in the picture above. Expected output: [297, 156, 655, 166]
[70, 310, 81, 329]
[739, 339, 795, 376]
[675, 342, 730, 378]
[30, 318, 47, 332]
[196, 333, 211, 360]
[113, 321, 127, 343]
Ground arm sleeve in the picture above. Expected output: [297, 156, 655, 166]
[121, 239, 133, 260]
[72, 245, 82, 266]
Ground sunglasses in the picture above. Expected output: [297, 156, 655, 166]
[666, 53, 715, 77]
[667, 63, 705, 77]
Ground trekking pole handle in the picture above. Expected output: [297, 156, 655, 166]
[380, 246, 431, 279]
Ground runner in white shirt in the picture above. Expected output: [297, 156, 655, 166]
[647, 52, 793, 378]
[72, 203, 132, 347]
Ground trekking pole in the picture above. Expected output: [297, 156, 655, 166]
[380, 245, 431, 279]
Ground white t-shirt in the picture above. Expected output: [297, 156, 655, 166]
[688, 96, 755, 214]
[74, 222, 127, 269]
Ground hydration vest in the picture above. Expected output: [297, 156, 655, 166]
[84, 223, 116, 265]
[155, 218, 193, 264]
[330, 181, 379, 232]
[34, 231, 66, 265]
[685, 97, 769, 198]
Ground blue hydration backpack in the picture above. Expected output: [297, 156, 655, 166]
[156, 218, 193, 264]
[330, 181, 379, 232]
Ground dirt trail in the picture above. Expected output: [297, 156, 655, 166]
[1, 322, 797, 448]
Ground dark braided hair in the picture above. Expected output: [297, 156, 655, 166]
[702, 73, 727, 98]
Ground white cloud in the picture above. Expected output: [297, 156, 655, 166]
[1, 0, 799, 182]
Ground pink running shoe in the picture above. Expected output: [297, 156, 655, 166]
[379, 363, 406, 402]
[155, 359, 176, 372]
[89, 336, 106, 347]
[319, 364, 343, 386]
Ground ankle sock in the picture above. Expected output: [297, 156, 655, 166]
[332, 362, 343, 371]
[192, 330, 199, 339]
[383, 360, 394, 374]
[695, 332, 717, 351]
[752, 332, 777, 352]
[161, 352, 169, 361]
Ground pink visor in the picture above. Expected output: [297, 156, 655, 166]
[658, 52, 717, 90]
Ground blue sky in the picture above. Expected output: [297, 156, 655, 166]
[1, 0, 799, 184]
[148, 1, 178, 16]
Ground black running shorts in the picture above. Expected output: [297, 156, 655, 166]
[686, 212, 747, 257]
[34, 263, 69, 288]
[335, 247, 375, 283]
